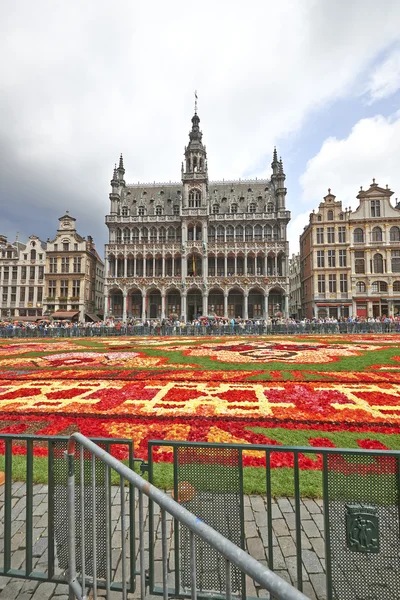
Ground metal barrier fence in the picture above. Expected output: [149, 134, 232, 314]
[148, 440, 400, 600]
[1, 322, 400, 338]
[67, 433, 309, 600]
[0, 434, 134, 590]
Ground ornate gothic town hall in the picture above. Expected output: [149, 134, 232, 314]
[104, 110, 291, 321]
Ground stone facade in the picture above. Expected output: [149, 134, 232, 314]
[300, 181, 400, 319]
[289, 253, 301, 319]
[349, 181, 400, 318]
[104, 111, 291, 321]
[0, 234, 46, 319]
[43, 214, 104, 322]
[300, 190, 351, 320]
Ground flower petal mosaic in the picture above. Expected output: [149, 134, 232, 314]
[0, 335, 399, 467]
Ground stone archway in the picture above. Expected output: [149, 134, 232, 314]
[228, 288, 244, 318]
[148, 290, 161, 319]
[166, 289, 181, 318]
[248, 288, 264, 319]
[110, 289, 123, 318]
[187, 289, 203, 321]
[208, 288, 224, 317]
[269, 287, 284, 317]
[127, 288, 142, 318]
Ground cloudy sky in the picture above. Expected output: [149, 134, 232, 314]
[2, 0, 400, 256]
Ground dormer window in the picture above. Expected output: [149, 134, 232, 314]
[249, 203, 256, 213]
[121, 206, 128, 217]
[173, 205, 180, 216]
[317, 215, 322, 221]
[371, 200, 381, 217]
[212, 204, 220, 214]
[155, 205, 163, 216]
[231, 204, 238, 214]
[189, 189, 201, 208]
[267, 202, 274, 213]
[339, 213, 344, 220]
[138, 206, 145, 216]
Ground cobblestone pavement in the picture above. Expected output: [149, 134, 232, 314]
[0, 483, 328, 600]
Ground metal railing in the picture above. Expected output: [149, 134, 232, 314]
[1, 322, 400, 338]
[0, 434, 134, 587]
[148, 440, 400, 600]
[67, 433, 310, 600]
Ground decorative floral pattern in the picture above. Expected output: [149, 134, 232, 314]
[177, 340, 382, 364]
[0, 336, 398, 469]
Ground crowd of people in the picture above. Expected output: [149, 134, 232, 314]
[0, 314, 400, 336]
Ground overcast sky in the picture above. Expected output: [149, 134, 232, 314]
[2, 0, 400, 256]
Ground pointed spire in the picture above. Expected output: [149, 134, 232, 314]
[279, 157, 284, 174]
[119, 153, 124, 170]
[273, 147, 278, 163]
[194, 90, 198, 115]
[112, 163, 118, 179]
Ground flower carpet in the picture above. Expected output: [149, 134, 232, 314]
[0, 335, 399, 491]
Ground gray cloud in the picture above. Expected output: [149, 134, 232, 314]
[1, 0, 400, 255]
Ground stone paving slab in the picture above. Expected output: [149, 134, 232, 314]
[0, 483, 329, 600]
[7, 482, 398, 600]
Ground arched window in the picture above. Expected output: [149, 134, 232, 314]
[236, 225, 244, 241]
[273, 225, 280, 240]
[132, 228, 139, 242]
[371, 226, 382, 242]
[217, 226, 225, 242]
[353, 228, 364, 243]
[155, 205, 162, 216]
[116, 228, 122, 243]
[249, 203, 256, 213]
[327, 210, 333, 221]
[30, 249, 36, 260]
[254, 225, 263, 240]
[356, 281, 366, 293]
[123, 227, 130, 243]
[121, 206, 128, 217]
[212, 204, 220, 214]
[226, 226, 234, 241]
[159, 227, 166, 242]
[373, 253, 384, 273]
[390, 226, 400, 241]
[264, 225, 272, 241]
[167, 227, 175, 242]
[189, 189, 201, 208]
[267, 202, 274, 213]
[372, 281, 387, 293]
[339, 213, 344, 220]
[231, 204, 238, 214]
[245, 226, 253, 241]
[208, 227, 216, 242]
[393, 281, 400, 292]
[176, 227, 182, 241]
[317, 215, 322, 221]
[138, 206, 145, 216]
[150, 227, 157, 242]
[141, 227, 148, 242]
[392, 250, 400, 272]
[173, 205, 180, 216]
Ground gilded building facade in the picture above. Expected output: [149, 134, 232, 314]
[0, 234, 46, 319]
[349, 181, 400, 318]
[300, 190, 352, 320]
[300, 181, 400, 319]
[43, 214, 104, 321]
[104, 111, 291, 321]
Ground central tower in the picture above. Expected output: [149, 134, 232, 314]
[181, 109, 208, 211]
